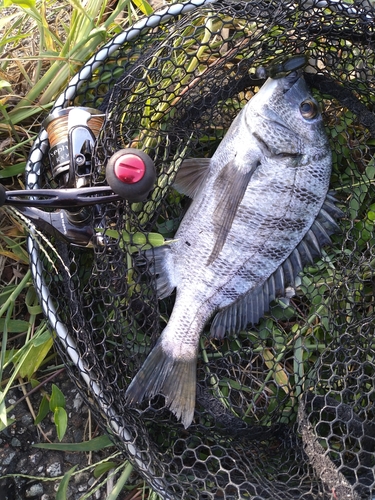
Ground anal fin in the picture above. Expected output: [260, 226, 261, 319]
[210, 283, 268, 339]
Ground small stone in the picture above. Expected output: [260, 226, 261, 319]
[66, 452, 82, 465]
[25, 483, 44, 497]
[41, 495, 50, 500]
[21, 414, 34, 426]
[2, 450, 16, 465]
[11, 437, 22, 447]
[29, 452, 42, 464]
[8, 398, 16, 405]
[73, 471, 89, 484]
[73, 392, 84, 411]
[72, 429, 84, 443]
[18, 456, 30, 474]
[46, 462, 62, 477]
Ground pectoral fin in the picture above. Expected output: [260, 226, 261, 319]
[207, 160, 258, 265]
[144, 245, 176, 299]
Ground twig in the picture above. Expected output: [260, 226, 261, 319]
[18, 376, 53, 443]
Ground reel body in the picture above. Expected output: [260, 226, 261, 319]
[1, 107, 156, 246]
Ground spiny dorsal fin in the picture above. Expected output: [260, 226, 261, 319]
[173, 158, 211, 198]
[209, 192, 344, 339]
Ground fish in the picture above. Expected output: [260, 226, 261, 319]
[125, 70, 342, 429]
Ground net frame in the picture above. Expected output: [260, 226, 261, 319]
[24, 1, 375, 498]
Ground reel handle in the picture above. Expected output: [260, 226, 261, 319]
[106, 148, 156, 203]
[0, 150, 156, 210]
[0, 184, 120, 209]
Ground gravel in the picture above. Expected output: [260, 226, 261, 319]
[0, 372, 137, 500]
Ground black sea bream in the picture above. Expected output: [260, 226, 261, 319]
[126, 71, 341, 428]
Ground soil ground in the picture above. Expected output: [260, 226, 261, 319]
[0, 372, 141, 500]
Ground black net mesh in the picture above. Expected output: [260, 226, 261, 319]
[25, 1, 375, 498]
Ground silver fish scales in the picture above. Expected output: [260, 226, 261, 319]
[125, 70, 342, 428]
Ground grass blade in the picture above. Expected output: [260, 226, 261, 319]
[33, 434, 113, 451]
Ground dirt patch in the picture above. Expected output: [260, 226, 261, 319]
[0, 372, 140, 500]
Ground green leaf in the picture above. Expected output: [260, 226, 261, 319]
[0, 13, 21, 31]
[54, 406, 68, 441]
[30, 378, 40, 389]
[0, 318, 29, 333]
[106, 462, 134, 500]
[0, 80, 11, 90]
[34, 394, 50, 425]
[0, 417, 15, 432]
[366, 162, 375, 181]
[18, 334, 53, 379]
[33, 434, 113, 451]
[0, 393, 7, 428]
[4, 348, 16, 365]
[0, 235, 29, 264]
[31, 329, 51, 347]
[3, 0, 36, 7]
[0, 162, 26, 179]
[132, 0, 153, 15]
[93, 461, 118, 478]
[25, 286, 43, 315]
[50, 384, 66, 411]
[56, 465, 77, 500]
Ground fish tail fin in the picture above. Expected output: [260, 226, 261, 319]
[125, 340, 197, 429]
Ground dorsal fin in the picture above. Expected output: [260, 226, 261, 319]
[210, 192, 344, 339]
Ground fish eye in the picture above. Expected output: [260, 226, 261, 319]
[300, 100, 318, 119]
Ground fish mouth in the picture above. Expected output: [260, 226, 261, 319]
[258, 71, 309, 127]
[248, 69, 310, 132]
[250, 70, 303, 114]
[282, 70, 301, 92]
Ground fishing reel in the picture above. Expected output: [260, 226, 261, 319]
[0, 106, 156, 247]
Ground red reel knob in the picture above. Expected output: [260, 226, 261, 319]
[106, 149, 156, 202]
[114, 154, 146, 184]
